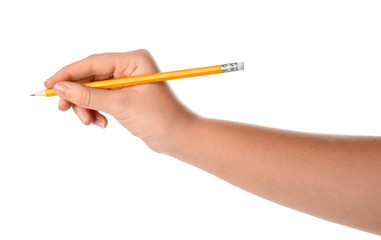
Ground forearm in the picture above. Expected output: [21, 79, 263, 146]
[164, 117, 381, 235]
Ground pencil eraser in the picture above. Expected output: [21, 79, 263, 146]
[237, 62, 244, 71]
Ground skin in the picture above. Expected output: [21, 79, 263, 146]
[44, 49, 381, 235]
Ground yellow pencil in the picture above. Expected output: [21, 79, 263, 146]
[31, 62, 244, 97]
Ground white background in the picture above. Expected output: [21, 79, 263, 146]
[0, 0, 380, 239]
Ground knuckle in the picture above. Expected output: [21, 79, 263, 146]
[58, 65, 74, 79]
[137, 48, 149, 54]
[79, 87, 93, 108]
[87, 53, 99, 59]
[57, 66, 68, 75]
[135, 49, 151, 58]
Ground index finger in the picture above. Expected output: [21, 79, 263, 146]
[44, 53, 117, 89]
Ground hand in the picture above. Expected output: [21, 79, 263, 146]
[44, 49, 197, 152]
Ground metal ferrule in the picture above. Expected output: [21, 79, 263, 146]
[221, 63, 238, 73]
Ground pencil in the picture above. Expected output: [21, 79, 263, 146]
[31, 62, 244, 97]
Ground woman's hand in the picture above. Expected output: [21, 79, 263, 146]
[44, 49, 381, 235]
[44, 49, 196, 152]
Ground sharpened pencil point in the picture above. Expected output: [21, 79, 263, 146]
[30, 90, 47, 97]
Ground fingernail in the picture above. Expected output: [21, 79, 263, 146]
[77, 111, 90, 126]
[93, 120, 106, 128]
[53, 82, 69, 98]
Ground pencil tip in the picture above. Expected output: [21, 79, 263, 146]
[30, 94, 35, 96]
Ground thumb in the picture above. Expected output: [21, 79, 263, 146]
[53, 81, 121, 114]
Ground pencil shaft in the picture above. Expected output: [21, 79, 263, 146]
[36, 63, 243, 97]
[84, 65, 222, 89]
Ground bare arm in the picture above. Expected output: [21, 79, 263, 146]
[46, 50, 381, 235]
[161, 117, 381, 235]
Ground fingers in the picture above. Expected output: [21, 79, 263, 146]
[57, 72, 114, 111]
[44, 49, 157, 89]
[59, 97, 108, 128]
[72, 74, 114, 84]
[53, 81, 124, 115]
[44, 54, 117, 88]
[72, 105, 108, 128]
[57, 73, 115, 112]
[92, 110, 108, 128]
[59, 98, 72, 111]
[73, 105, 93, 125]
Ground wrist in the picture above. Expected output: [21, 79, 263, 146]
[152, 111, 204, 157]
